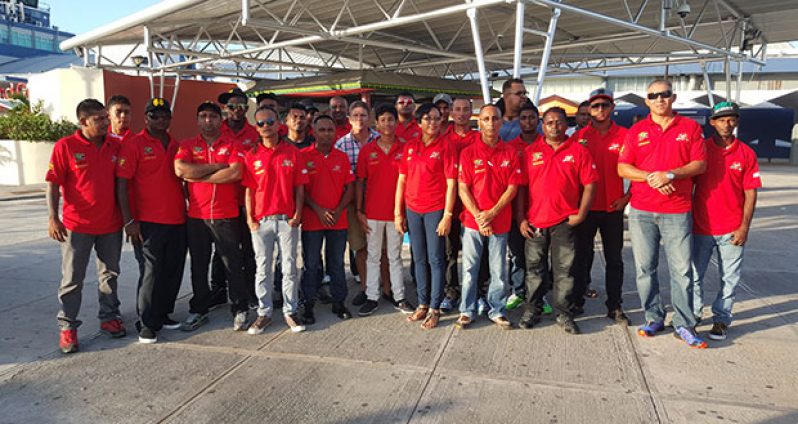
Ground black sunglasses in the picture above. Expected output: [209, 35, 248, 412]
[226, 103, 247, 111]
[256, 118, 276, 127]
[590, 102, 612, 110]
[647, 90, 673, 100]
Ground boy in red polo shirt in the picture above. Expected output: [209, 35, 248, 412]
[175, 102, 250, 333]
[571, 89, 631, 324]
[46, 99, 124, 354]
[243, 106, 309, 334]
[516, 107, 597, 335]
[456, 104, 522, 330]
[116, 98, 187, 344]
[692, 102, 761, 341]
[300, 114, 354, 323]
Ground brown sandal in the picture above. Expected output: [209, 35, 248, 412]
[455, 315, 472, 329]
[407, 305, 429, 322]
[421, 309, 441, 330]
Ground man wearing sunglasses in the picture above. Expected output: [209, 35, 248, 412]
[116, 98, 187, 344]
[243, 106, 309, 334]
[618, 79, 708, 348]
[570, 89, 630, 325]
[175, 102, 250, 333]
[256, 92, 288, 137]
[395, 92, 420, 143]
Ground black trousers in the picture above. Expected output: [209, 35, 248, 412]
[187, 217, 249, 315]
[209, 208, 256, 303]
[572, 210, 625, 311]
[134, 222, 186, 331]
[443, 218, 462, 299]
[524, 221, 576, 317]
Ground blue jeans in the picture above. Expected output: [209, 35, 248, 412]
[406, 208, 446, 309]
[301, 229, 347, 307]
[692, 233, 744, 326]
[460, 228, 509, 320]
[251, 218, 299, 317]
[628, 207, 695, 328]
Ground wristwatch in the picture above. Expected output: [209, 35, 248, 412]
[666, 171, 675, 181]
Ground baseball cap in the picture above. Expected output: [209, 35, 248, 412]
[196, 101, 222, 116]
[433, 93, 453, 106]
[588, 88, 614, 103]
[145, 97, 171, 114]
[711, 101, 740, 120]
[218, 87, 248, 104]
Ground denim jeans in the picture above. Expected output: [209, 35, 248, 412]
[251, 218, 300, 317]
[405, 208, 445, 309]
[692, 233, 744, 326]
[524, 221, 575, 317]
[366, 220, 406, 302]
[459, 228, 509, 320]
[573, 210, 624, 311]
[628, 207, 695, 328]
[301, 229, 347, 307]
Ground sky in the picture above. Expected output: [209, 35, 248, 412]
[45, 0, 162, 35]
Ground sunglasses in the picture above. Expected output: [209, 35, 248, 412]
[647, 90, 673, 100]
[396, 100, 414, 105]
[256, 118, 277, 127]
[226, 103, 247, 111]
[147, 112, 171, 120]
[590, 102, 612, 110]
[512, 91, 528, 97]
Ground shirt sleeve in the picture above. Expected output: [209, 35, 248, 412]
[229, 145, 245, 164]
[174, 140, 192, 163]
[458, 148, 473, 185]
[508, 150, 524, 186]
[689, 125, 707, 162]
[355, 146, 368, 180]
[240, 155, 256, 189]
[579, 146, 600, 186]
[617, 129, 637, 165]
[115, 139, 138, 179]
[293, 151, 310, 186]
[45, 140, 68, 185]
[443, 142, 458, 179]
[399, 143, 410, 175]
[743, 148, 762, 190]
[517, 145, 530, 186]
[343, 154, 355, 184]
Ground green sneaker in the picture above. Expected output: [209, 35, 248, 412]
[506, 294, 524, 310]
[542, 298, 553, 315]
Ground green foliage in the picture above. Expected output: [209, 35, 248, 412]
[0, 100, 77, 142]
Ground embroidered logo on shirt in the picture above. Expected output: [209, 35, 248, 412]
[369, 152, 378, 160]
[430, 151, 441, 160]
[332, 164, 341, 172]
[752, 172, 760, 178]
[74, 153, 85, 161]
[254, 160, 262, 169]
[118, 158, 126, 167]
[676, 133, 689, 142]
[578, 138, 588, 145]
[306, 161, 315, 169]
[638, 132, 648, 141]
[500, 160, 511, 167]
[562, 155, 575, 163]
[473, 159, 483, 166]
[394, 153, 402, 160]
[730, 162, 742, 171]
[144, 146, 153, 154]
[218, 147, 229, 155]
[609, 143, 621, 151]
[193, 146, 203, 153]
[282, 159, 294, 167]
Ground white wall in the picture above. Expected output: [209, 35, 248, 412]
[27, 67, 105, 123]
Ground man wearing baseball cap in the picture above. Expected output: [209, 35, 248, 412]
[570, 88, 630, 325]
[116, 98, 187, 343]
[433, 93, 453, 135]
[692, 102, 761, 341]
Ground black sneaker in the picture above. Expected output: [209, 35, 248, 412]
[162, 316, 181, 330]
[208, 290, 228, 311]
[358, 299, 379, 316]
[352, 291, 367, 306]
[395, 299, 415, 315]
[708, 322, 728, 341]
[556, 314, 581, 335]
[382, 291, 399, 307]
[332, 302, 352, 320]
[607, 308, 630, 326]
[519, 312, 541, 329]
[302, 307, 316, 326]
[138, 327, 157, 344]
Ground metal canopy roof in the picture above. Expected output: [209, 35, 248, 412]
[60, 0, 796, 103]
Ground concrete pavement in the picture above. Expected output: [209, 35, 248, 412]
[0, 164, 796, 424]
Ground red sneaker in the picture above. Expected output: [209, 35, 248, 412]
[59, 329, 79, 354]
[100, 319, 127, 338]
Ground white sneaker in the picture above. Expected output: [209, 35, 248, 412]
[284, 314, 306, 333]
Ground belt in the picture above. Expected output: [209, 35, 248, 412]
[262, 214, 289, 221]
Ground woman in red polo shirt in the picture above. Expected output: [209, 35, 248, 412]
[394, 103, 457, 329]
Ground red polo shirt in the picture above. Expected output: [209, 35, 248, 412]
[335, 122, 352, 141]
[507, 133, 543, 156]
[356, 140, 404, 221]
[107, 128, 132, 143]
[458, 138, 523, 234]
[241, 141, 309, 221]
[693, 138, 761, 236]
[116, 130, 186, 225]
[396, 119, 421, 143]
[522, 138, 598, 229]
[442, 126, 478, 157]
[572, 122, 627, 212]
[222, 120, 260, 152]
[301, 146, 354, 231]
[45, 131, 122, 234]
[175, 135, 243, 220]
[399, 136, 457, 214]
[619, 114, 706, 213]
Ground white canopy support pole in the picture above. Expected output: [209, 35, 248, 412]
[735, 60, 743, 103]
[241, 0, 249, 26]
[700, 61, 714, 107]
[467, 4, 492, 104]
[171, 74, 181, 110]
[512, 0, 525, 77]
[144, 26, 155, 98]
[534, 6, 560, 105]
[724, 56, 732, 101]
[159, 69, 165, 98]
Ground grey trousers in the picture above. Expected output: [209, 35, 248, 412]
[57, 230, 123, 330]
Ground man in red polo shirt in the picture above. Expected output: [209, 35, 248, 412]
[46, 99, 124, 354]
[300, 115, 354, 324]
[692, 102, 761, 341]
[243, 105, 309, 334]
[516, 107, 597, 335]
[329, 96, 352, 140]
[175, 102, 250, 333]
[395, 92, 420, 143]
[106, 95, 132, 143]
[571, 88, 631, 324]
[618, 79, 708, 348]
[456, 104, 523, 330]
[116, 98, 187, 344]
[256, 92, 288, 137]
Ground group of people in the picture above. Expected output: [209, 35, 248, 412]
[46, 76, 760, 354]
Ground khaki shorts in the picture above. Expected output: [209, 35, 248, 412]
[346, 205, 367, 251]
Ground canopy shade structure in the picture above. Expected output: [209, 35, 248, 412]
[60, 0, 797, 104]
[249, 70, 495, 98]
